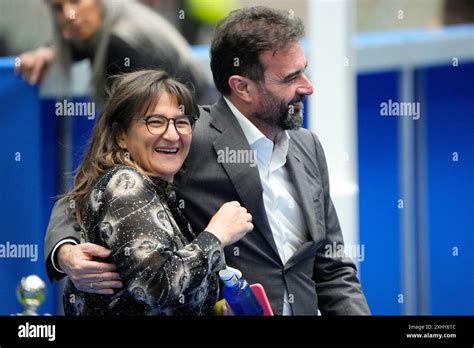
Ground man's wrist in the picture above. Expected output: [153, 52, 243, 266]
[51, 239, 78, 274]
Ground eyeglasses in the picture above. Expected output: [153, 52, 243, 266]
[140, 114, 197, 136]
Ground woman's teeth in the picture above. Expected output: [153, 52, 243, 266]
[155, 148, 178, 154]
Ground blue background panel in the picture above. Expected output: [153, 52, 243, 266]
[0, 61, 57, 315]
[419, 62, 474, 314]
[357, 71, 402, 315]
[70, 98, 96, 173]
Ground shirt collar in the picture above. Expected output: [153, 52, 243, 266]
[223, 96, 290, 153]
[223, 96, 265, 147]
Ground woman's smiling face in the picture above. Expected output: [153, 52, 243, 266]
[117, 93, 192, 182]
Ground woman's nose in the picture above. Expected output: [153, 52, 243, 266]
[161, 121, 181, 141]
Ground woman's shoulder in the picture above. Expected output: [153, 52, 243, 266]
[83, 166, 159, 227]
[95, 165, 154, 194]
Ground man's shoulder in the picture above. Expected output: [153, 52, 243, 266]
[288, 127, 319, 149]
[287, 128, 328, 169]
[197, 105, 213, 123]
[199, 104, 212, 115]
[194, 101, 224, 138]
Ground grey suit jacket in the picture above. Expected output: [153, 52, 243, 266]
[44, 97, 370, 315]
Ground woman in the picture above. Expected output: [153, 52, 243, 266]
[15, 0, 215, 103]
[62, 70, 252, 315]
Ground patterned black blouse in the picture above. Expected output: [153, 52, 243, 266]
[63, 165, 225, 315]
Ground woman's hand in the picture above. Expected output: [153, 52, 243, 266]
[205, 201, 253, 247]
[15, 46, 55, 85]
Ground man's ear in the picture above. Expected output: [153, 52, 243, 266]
[228, 75, 254, 103]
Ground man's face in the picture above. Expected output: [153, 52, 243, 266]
[252, 42, 314, 130]
[50, 0, 102, 41]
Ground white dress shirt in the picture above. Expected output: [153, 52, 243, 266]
[224, 97, 309, 315]
[51, 238, 78, 274]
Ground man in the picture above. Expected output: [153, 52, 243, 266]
[16, 0, 215, 103]
[45, 6, 370, 315]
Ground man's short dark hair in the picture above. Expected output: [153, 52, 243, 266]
[210, 6, 305, 96]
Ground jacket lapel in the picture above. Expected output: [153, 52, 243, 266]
[210, 98, 281, 262]
[286, 141, 322, 243]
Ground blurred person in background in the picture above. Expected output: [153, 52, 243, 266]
[14, 0, 215, 103]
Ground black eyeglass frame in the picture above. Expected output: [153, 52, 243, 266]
[139, 114, 198, 136]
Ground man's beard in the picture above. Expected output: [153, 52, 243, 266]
[253, 86, 305, 130]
